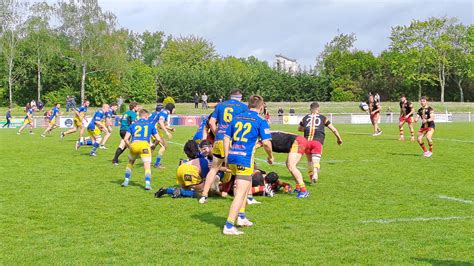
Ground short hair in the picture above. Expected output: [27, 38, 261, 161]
[420, 96, 428, 101]
[139, 109, 149, 116]
[265, 172, 279, 184]
[230, 89, 242, 96]
[165, 103, 175, 112]
[310, 102, 320, 111]
[199, 139, 212, 148]
[129, 102, 138, 110]
[248, 95, 264, 109]
[110, 103, 118, 107]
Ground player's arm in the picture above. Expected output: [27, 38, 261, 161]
[327, 124, 343, 145]
[426, 109, 435, 122]
[158, 119, 172, 138]
[406, 103, 414, 118]
[223, 135, 231, 166]
[95, 121, 108, 133]
[209, 117, 218, 135]
[298, 120, 305, 132]
[261, 139, 273, 165]
[371, 103, 381, 115]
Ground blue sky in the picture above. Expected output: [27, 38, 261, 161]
[99, 0, 473, 66]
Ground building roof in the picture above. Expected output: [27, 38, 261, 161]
[275, 54, 297, 62]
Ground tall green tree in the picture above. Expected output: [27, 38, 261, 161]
[161, 35, 217, 66]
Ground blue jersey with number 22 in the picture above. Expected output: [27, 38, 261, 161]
[225, 110, 271, 168]
[128, 118, 157, 142]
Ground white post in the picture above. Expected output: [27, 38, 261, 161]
[330, 113, 333, 122]
[469, 112, 471, 122]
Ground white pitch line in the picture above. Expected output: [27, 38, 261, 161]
[344, 131, 474, 143]
[361, 216, 472, 224]
[438, 195, 473, 204]
[168, 141, 184, 146]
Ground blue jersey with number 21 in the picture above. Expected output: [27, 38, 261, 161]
[212, 99, 248, 141]
[225, 110, 272, 168]
[128, 118, 157, 142]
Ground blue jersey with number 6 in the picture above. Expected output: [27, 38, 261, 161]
[211, 99, 248, 141]
[225, 110, 271, 168]
[128, 118, 157, 142]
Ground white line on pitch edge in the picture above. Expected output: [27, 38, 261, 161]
[361, 216, 472, 224]
[344, 131, 474, 143]
[438, 195, 473, 204]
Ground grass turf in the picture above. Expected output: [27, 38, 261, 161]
[0, 123, 473, 264]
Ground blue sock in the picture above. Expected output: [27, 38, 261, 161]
[238, 212, 246, 219]
[86, 139, 93, 145]
[154, 156, 162, 166]
[165, 188, 175, 195]
[91, 142, 99, 152]
[225, 221, 234, 229]
[181, 189, 196, 198]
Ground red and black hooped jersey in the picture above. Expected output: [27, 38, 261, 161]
[417, 106, 435, 128]
[299, 113, 331, 144]
[400, 101, 413, 116]
[368, 102, 381, 114]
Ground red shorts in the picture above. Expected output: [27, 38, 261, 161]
[305, 140, 323, 155]
[418, 127, 434, 134]
[399, 116, 413, 124]
[370, 113, 380, 125]
[290, 136, 307, 155]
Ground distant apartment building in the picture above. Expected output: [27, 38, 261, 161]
[275, 54, 299, 73]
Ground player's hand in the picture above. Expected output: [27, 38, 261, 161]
[166, 132, 173, 139]
[169, 127, 175, 132]
[422, 119, 427, 124]
[371, 111, 375, 115]
[267, 155, 274, 165]
[405, 115, 409, 119]
[337, 139, 343, 145]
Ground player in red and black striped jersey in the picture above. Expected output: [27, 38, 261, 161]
[298, 102, 343, 193]
[399, 96, 415, 141]
[414, 96, 435, 157]
[368, 94, 382, 136]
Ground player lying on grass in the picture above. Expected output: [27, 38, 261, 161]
[299, 102, 343, 189]
[61, 100, 90, 143]
[257, 131, 309, 198]
[398, 96, 415, 141]
[414, 96, 435, 158]
[41, 103, 61, 137]
[112, 102, 139, 165]
[121, 109, 162, 190]
[17, 103, 36, 135]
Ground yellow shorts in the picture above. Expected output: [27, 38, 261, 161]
[129, 141, 152, 162]
[221, 171, 233, 184]
[88, 126, 101, 137]
[73, 117, 83, 127]
[23, 118, 32, 126]
[228, 164, 254, 176]
[176, 164, 202, 187]
[49, 118, 56, 126]
[212, 140, 225, 158]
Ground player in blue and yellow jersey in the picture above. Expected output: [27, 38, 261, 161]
[221, 95, 273, 235]
[112, 102, 139, 165]
[85, 104, 110, 156]
[121, 109, 162, 190]
[17, 103, 36, 135]
[61, 100, 90, 143]
[152, 103, 176, 168]
[41, 103, 61, 137]
[192, 114, 215, 144]
[198, 89, 248, 204]
[99, 103, 118, 149]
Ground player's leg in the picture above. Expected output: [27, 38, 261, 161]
[112, 132, 128, 165]
[198, 157, 224, 204]
[100, 129, 111, 149]
[417, 130, 428, 155]
[62, 125, 78, 138]
[287, 152, 306, 193]
[122, 157, 136, 187]
[17, 120, 28, 134]
[153, 138, 167, 168]
[426, 129, 434, 155]
[398, 119, 405, 140]
[79, 124, 86, 144]
[408, 121, 415, 141]
[223, 176, 252, 235]
[90, 133, 102, 156]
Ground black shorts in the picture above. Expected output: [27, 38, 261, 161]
[119, 130, 127, 139]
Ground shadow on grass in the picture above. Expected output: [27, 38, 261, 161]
[191, 212, 225, 228]
[388, 152, 420, 157]
[412, 257, 473, 266]
[110, 179, 144, 189]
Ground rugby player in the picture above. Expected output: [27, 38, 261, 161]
[61, 100, 90, 143]
[198, 89, 248, 204]
[112, 102, 139, 165]
[85, 104, 110, 156]
[192, 114, 215, 144]
[41, 103, 61, 137]
[154, 140, 214, 198]
[265, 131, 308, 197]
[220, 170, 291, 198]
[368, 94, 382, 136]
[152, 103, 176, 168]
[99, 103, 118, 149]
[121, 109, 162, 190]
[414, 96, 435, 157]
[398, 96, 415, 141]
[17, 104, 35, 135]
[222, 95, 273, 235]
[299, 102, 343, 190]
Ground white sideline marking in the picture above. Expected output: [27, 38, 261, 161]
[345, 131, 474, 143]
[438, 195, 473, 204]
[168, 141, 184, 146]
[361, 216, 472, 224]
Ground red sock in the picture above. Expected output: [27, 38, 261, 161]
[295, 184, 301, 190]
[252, 186, 264, 194]
[419, 143, 428, 152]
[429, 143, 433, 152]
[299, 184, 307, 192]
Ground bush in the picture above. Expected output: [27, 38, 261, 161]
[43, 86, 77, 106]
[330, 87, 356, 102]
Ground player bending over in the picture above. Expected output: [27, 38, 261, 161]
[299, 102, 343, 189]
[17, 104, 36, 135]
[222, 95, 273, 235]
[41, 103, 61, 137]
[398, 96, 415, 141]
[414, 96, 435, 158]
[112, 102, 139, 165]
[121, 109, 162, 190]
[61, 100, 90, 142]
[198, 89, 248, 204]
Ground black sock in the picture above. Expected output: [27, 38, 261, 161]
[112, 147, 124, 162]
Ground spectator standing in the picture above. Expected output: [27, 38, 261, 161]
[194, 93, 199, 109]
[3, 107, 12, 128]
[277, 108, 284, 117]
[70, 96, 76, 110]
[201, 93, 208, 109]
[66, 96, 71, 112]
[117, 96, 124, 110]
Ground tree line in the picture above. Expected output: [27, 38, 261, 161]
[0, 0, 472, 107]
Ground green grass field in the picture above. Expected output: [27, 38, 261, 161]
[1, 123, 473, 264]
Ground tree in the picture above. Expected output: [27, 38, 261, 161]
[0, 0, 29, 106]
[448, 24, 473, 102]
[160, 35, 218, 66]
[141, 30, 165, 66]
